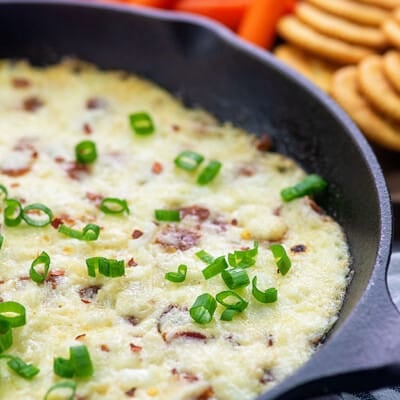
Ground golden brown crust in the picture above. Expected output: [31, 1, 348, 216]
[383, 50, 400, 92]
[357, 55, 400, 121]
[277, 16, 373, 65]
[295, 2, 388, 49]
[306, 0, 390, 26]
[332, 66, 400, 151]
[355, 0, 400, 9]
[383, 18, 400, 48]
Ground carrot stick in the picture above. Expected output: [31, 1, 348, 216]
[284, 0, 298, 13]
[237, 0, 287, 49]
[119, 0, 176, 8]
[173, 0, 251, 30]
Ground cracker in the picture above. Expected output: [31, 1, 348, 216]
[274, 45, 337, 92]
[306, 0, 390, 27]
[355, 0, 400, 9]
[358, 55, 400, 121]
[296, 2, 388, 49]
[277, 16, 373, 64]
[332, 66, 400, 151]
[383, 50, 400, 92]
[383, 19, 400, 48]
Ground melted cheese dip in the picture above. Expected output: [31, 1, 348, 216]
[0, 60, 350, 400]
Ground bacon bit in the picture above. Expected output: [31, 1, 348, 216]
[1, 166, 31, 177]
[180, 205, 210, 221]
[11, 77, 31, 88]
[238, 165, 256, 177]
[171, 369, 199, 382]
[54, 156, 65, 164]
[125, 387, 136, 397]
[125, 316, 140, 326]
[129, 343, 142, 353]
[273, 206, 282, 216]
[19, 198, 27, 204]
[307, 197, 324, 215]
[157, 305, 188, 341]
[10, 182, 20, 188]
[85, 192, 104, 207]
[51, 218, 63, 229]
[131, 230, 143, 239]
[23, 96, 44, 112]
[18, 276, 30, 281]
[83, 123, 93, 135]
[100, 344, 110, 352]
[171, 331, 207, 342]
[75, 333, 86, 341]
[46, 270, 65, 289]
[256, 135, 273, 152]
[127, 258, 138, 267]
[151, 162, 163, 175]
[0, 297, 3, 303]
[0, 280, 5, 284]
[291, 244, 307, 253]
[260, 370, 275, 384]
[64, 161, 90, 180]
[171, 124, 181, 132]
[154, 225, 200, 251]
[86, 97, 107, 110]
[79, 285, 102, 303]
[267, 334, 274, 347]
[197, 387, 214, 400]
[231, 218, 238, 226]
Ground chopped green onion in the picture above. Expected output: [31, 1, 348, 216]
[195, 250, 214, 264]
[174, 150, 204, 171]
[197, 160, 222, 185]
[154, 209, 180, 222]
[75, 140, 97, 164]
[0, 184, 8, 201]
[165, 264, 187, 283]
[4, 199, 22, 227]
[0, 320, 12, 353]
[86, 257, 125, 278]
[270, 244, 291, 276]
[252, 277, 278, 304]
[202, 256, 228, 280]
[29, 251, 51, 284]
[70, 345, 94, 378]
[0, 301, 26, 328]
[99, 197, 129, 215]
[58, 223, 100, 241]
[22, 203, 53, 227]
[221, 268, 250, 289]
[220, 308, 239, 321]
[0, 355, 40, 379]
[44, 381, 77, 400]
[281, 174, 328, 202]
[0, 234, 3, 250]
[216, 291, 248, 312]
[227, 242, 258, 269]
[189, 293, 217, 324]
[129, 112, 154, 135]
[53, 357, 75, 378]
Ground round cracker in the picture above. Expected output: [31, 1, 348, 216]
[277, 16, 373, 65]
[274, 45, 337, 92]
[332, 66, 400, 151]
[383, 50, 400, 92]
[393, 7, 400, 22]
[355, 0, 400, 9]
[358, 55, 400, 122]
[383, 19, 400, 48]
[296, 2, 388, 49]
[306, 0, 390, 27]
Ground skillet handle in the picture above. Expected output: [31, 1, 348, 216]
[259, 252, 400, 400]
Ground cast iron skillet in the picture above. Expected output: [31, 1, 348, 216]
[0, 1, 399, 399]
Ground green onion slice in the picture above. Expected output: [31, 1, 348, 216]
[270, 244, 291, 276]
[44, 381, 77, 400]
[30, 251, 51, 284]
[70, 345, 94, 378]
[227, 242, 258, 269]
[252, 277, 278, 304]
[220, 308, 239, 321]
[129, 112, 154, 136]
[58, 224, 100, 241]
[202, 256, 228, 280]
[75, 140, 97, 164]
[99, 197, 129, 215]
[197, 160, 222, 185]
[0, 320, 12, 353]
[53, 357, 75, 378]
[165, 264, 187, 283]
[22, 203, 53, 227]
[0, 184, 8, 201]
[221, 268, 250, 289]
[0, 355, 40, 379]
[4, 199, 23, 227]
[174, 150, 204, 171]
[86, 257, 125, 278]
[154, 209, 180, 222]
[0, 301, 26, 328]
[0, 234, 3, 250]
[189, 293, 216, 324]
[216, 291, 248, 312]
[281, 174, 328, 202]
[195, 250, 214, 264]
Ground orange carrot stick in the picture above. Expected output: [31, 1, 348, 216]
[284, 0, 298, 13]
[174, 0, 251, 30]
[237, 0, 287, 49]
[119, 0, 176, 8]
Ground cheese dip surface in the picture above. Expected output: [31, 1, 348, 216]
[0, 60, 350, 400]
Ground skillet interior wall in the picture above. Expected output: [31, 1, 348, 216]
[0, 1, 383, 332]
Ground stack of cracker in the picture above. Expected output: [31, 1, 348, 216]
[274, 0, 400, 151]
